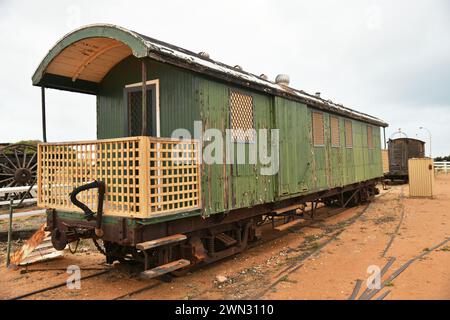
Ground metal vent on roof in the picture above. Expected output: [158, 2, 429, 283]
[315, 92, 321, 97]
[234, 65, 243, 71]
[198, 52, 210, 59]
[260, 74, 268, 80]
[275, 74, 290, 86]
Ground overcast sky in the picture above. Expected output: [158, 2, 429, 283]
[0, 0, 449, 156]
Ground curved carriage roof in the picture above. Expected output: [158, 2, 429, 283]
[32, 24, 388, 127]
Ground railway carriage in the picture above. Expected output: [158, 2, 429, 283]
[385, 138, 425, 182]
[33, 24, 388, 277]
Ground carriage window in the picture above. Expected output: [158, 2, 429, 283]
[367, 125, 374, 149]
[330, 116, 340, 147]
[345, 120, 353, 148]
[124, 80, 159, 137]
[312, 112, 325, 146]
[229, 91, 255, 143]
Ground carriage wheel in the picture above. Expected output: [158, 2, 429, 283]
[0, 144, 38, 200]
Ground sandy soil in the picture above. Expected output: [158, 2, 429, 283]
[1, 175, 449, 300]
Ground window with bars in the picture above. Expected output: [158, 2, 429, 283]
[330, 116, 340, 147]
[345, 120, 353, 148]
[312, 112, 325, 146]
[125, 83, 157, 137]
[367, 125, 374, 149]
[229, 90, 255, 142]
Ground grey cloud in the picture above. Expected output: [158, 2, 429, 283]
[0, 0, 449, 156]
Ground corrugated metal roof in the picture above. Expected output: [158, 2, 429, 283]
[134, 28, 387, 127]
[33, 24, 388, 127]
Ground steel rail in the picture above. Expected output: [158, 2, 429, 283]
[251, 202, 372, 300]
[357, 257, 396, 300]
[9, 269, 111, 300]
[361, 237, 450, 301]
[381, 187, 405, 257]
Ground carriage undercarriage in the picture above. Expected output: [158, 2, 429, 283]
[46, 179, 379, 278]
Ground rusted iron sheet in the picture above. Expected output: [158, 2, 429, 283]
[10, 223, 63, 266]
[140, 259, 190, 279]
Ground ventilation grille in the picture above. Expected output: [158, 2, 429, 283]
[312, 112, 325, 146]
[230, 91, 255, 142]
[345, 120, 353, 148]
[367, 126, 373, 149]
[330, 116, 340, 147]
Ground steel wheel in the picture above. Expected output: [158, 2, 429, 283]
[0, 143, 37, 200]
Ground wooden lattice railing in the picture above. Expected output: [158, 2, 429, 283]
[37, 137, 201, 218]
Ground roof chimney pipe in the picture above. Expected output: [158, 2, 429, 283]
[275, 74, 290, 86]
[198, 51, 210, 59]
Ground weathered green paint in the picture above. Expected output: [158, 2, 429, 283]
[95, 54, 384, 222]
[196, 78, 276, 216]
[56, 211, 137, 226]
[275, 97, 311, 198]
[56, 53, 384, 224]
[98, 57, 200, 139]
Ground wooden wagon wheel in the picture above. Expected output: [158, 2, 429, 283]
[0, 143, 38, 200]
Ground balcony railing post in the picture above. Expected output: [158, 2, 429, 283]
[138, 136, 150, 217]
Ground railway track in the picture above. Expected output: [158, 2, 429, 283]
[9, 269, 112, 300]
[250, 202, 372, 299]
[381, 187, 405, 257]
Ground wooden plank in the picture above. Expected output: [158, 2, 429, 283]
[272, 203, 304, 215]
[136, 234, 187, 251]
[0, 185, 37, 195]
[140, 259, 190, 279]
[274, 219, 303, 232]
[215, 233, 237, 247]
[0, 198, 37, 206]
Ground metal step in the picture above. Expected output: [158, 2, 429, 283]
[274, 218, 303, 232]
[140, 259, 190, 279]
[215, 233, 237, 247]
[136, 234, 187, 251]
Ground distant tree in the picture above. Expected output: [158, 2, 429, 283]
[435, 155, 450, 161]
[15, 140, 41, 146]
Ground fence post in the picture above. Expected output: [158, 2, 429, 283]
[6, 199, 13, 267]
[446, 161, 448, 174]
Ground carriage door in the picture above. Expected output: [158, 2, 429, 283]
[125, 82, 157, 137]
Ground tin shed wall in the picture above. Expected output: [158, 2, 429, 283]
[382, 149, 389, 173]
[408, 158, 435, 197]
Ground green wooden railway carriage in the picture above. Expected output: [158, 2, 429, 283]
[33, 24, 388, 277]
